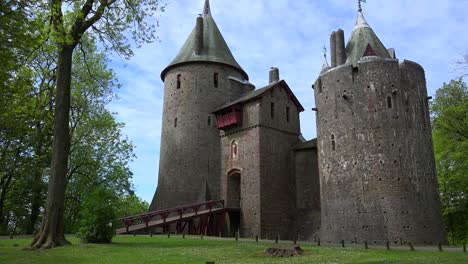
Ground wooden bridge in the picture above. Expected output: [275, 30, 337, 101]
[116, 200, 228, 236]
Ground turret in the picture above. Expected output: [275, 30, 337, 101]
[314, 3, 446, 245]
[151, 0, 250, 210]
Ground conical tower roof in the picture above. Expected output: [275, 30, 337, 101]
[161, 0, 248, 80]
[320, 56, 330, 74]
[346, 11, 391, 66]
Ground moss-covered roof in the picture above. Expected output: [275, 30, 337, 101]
[346, 12, 391, 67]
[161, 1, 248, 81]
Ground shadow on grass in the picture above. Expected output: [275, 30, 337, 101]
[109, 240, 233, 249]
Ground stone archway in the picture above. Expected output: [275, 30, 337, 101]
[227, 170, 241, 209]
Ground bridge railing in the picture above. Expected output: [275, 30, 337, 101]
[118, 200, 225, 232]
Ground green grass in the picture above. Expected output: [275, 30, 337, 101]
[0, 236, 467, 264]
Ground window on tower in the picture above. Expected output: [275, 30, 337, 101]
[387, 96, 392, 109]
[271, 102, 275, 119]
[177, 74, 181, 89]
[286, 106, 290, 122]
[331, 134, 336, 151]
[174, 118, 178, 127]
[214, 72, 219, 88]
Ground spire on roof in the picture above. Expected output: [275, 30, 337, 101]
[355, 11, 370, 29]
[346, 8, 391, 67]
[203, 0, 211, 17]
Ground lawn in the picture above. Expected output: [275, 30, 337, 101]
[0, 235, 466, 264]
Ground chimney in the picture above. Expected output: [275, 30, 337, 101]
[269, 67, 280, 83]
[330, 31, 337, 67]
[194, 15, 204, 55]
[335, 29, 347, 66]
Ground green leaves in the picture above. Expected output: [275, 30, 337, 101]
[431, 78, 468, 244]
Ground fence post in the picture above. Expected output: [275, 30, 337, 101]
[438, 242, 443, 252]
[408, 242, 415, 251]
[201, 234, 204, 240]
[149, 230, 153, 237]
[9, 232, 13, 239]
[275, 235, 279, 244]
[235, 230, 239, 241]
[293, 235, 297, 245]
[463, 243, 466, 253]
[255, 235, 259, 243]
[317, 238, 321, 246]
[386, 241, 390, 250]
[364, 241, 368, 249]
[167, 232, 170, 238]
[183, 233, 186, 239]
[341, 240, 345, 248]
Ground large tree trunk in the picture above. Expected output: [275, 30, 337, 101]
[31, 45, 75, 249]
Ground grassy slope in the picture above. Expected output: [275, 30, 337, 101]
[0, 236, 467, 264]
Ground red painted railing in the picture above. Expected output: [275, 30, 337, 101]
[118, 200, 225, 234]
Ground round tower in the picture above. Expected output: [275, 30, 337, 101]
[150, 0, 251, 210]
[314, 9, 446, 245]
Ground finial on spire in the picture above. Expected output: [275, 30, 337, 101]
[358, 0, 366, 12]
[203, 0, 211, 17]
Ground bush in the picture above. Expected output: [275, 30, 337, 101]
[77, 188, 116, 243]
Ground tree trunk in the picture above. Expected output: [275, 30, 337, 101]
[27, 133, 44, 234]
[31, 45, 75, 249]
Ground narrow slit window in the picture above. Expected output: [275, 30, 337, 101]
[214, 72, 219, 88]
[318, 79, 323, 93]
[174, 118, 178, 127]
[286, 107, 290, 122]
[177, 74, 181, 89]
[387, 96, 392, 109]
[208, 116, 211, 126]
[331, 134, 336, 151]
[270, 102, 275, 119]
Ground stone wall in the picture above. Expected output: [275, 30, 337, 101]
[220, 100, 262, 237]
[293, 142, 321, 241]
[258, 83, 301, 240]
[151, 62, 250, 210]
[314, 57, 446, 245]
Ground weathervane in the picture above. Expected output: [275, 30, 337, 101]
[358, 0, 366, 12]
[322, 45, 327, 59]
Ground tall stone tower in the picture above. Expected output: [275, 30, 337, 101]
[314, 7, 447, 244]
[150, 0, 250, 210]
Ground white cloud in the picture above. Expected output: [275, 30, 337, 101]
[108, 0, 468, 203]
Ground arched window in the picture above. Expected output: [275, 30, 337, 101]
[331, 134, 336, 151]
[231, 141, 238, 159]
[177, 74, 181, 89]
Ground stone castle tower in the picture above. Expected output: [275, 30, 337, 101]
[149, 0, 446, 245]
[150, 0, 252, 210]
[314, 8, 446, 244]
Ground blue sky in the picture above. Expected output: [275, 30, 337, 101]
[108, 0, 468, 204]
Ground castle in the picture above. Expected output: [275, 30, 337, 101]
[150, 0, 447, 244]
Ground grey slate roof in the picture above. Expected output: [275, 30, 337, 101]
[160, 1, 248, 80]
[293, 138, 317, 150]
[346, 12, 391, 67]
[214, 81, 280, 112]
[214, 80, 304, 113]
